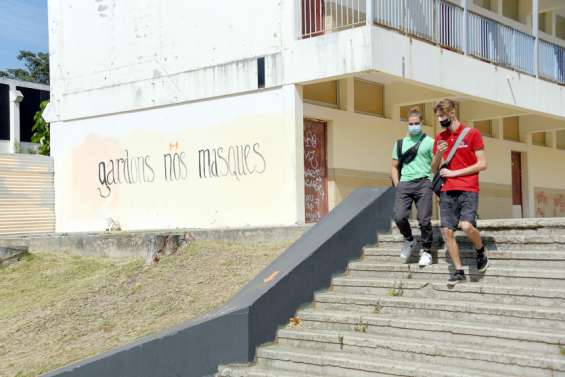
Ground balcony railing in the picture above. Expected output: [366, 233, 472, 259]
[299, 0, 565, 85]
[301, 0, 366, 39]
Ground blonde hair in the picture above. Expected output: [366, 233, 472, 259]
[433, 99, 457, 116]
[407, 106, 422, 121]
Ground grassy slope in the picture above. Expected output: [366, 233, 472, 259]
[0, 240, 292, 377]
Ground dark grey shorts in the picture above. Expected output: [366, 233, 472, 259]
[439, 191, 479, 230]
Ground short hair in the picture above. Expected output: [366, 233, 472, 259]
[434, 99, 457, 116]
[407, 106, 422, 120]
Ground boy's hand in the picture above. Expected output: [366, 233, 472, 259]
[440, 168, 457, 178]
[436, 140, 448, 154]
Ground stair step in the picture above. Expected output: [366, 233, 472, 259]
[256, 345, 521, 377]
[218, 365, 323, 377]
[347, 262, 565, 287]
[276, 328, 565, 375]
[296, 309, 565, 353]
[331, 277, 565, 306]
[314, 293, 565, 329]
[364, 247, 565, 260]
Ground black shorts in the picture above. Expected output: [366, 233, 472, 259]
[439, 191, 479, 230]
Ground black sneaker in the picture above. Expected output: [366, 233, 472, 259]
[447, 270, 466, 287]
[476, 249, 489, 273]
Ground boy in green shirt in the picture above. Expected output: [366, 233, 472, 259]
[391, 107, 434, 266]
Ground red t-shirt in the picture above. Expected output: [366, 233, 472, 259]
[433, 124, 484, 193]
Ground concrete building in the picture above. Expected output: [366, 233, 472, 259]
[0, 78, 49, 154]
[47, 0, 565, 233]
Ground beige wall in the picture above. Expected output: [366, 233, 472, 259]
[302, 78, 565, 220]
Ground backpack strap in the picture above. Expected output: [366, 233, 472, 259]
[444, 127, 471, 167]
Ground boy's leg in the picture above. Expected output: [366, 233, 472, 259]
[393, 182, 416, 261]
[440, 192, 466, 286]
[415, 179, 433, 266]
[459, 192, 489, 272]
[415, 179, 433, 250]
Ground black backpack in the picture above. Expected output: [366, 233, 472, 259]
[396, 133, 426, 180]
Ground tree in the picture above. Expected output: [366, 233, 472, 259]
[32, 100, 50, 156]
[0, 51, 49, 85]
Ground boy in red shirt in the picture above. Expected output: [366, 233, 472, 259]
[432, 99, 489, 286]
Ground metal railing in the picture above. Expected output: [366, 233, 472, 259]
[467, 11, 535, 75]
[539, 39, 565, 85]
[301, 0, 366, 38]
[300, 0, 565, 85]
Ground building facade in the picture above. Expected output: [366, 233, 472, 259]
[47, 0, 565, 232]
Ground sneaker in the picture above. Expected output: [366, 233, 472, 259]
[447, 270, 466, 287]
[418, 250, 433, 267]
[477, 249, 489, 273]
[399, 239, 416, 262]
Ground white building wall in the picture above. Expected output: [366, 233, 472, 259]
[48, 0, 288, 121]
[52, 86, 303, 232]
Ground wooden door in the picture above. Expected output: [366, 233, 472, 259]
[304, 119, 328, 223]
[511, 151, 523, 216]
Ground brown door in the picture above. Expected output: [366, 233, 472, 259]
[511, 151, 523, 214]
[304, 119, 328, 223]
[301, 0, 325, 38]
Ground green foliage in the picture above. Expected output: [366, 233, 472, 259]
[31, 101, 50, 156]
[0, 51, 49, 84]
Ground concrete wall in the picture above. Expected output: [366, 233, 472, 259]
[47, 0, 290, 121]
[52, 86, 304, 232]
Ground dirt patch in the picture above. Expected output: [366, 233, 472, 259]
[0, 240, 292, 377]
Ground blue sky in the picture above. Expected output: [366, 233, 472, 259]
[0, 0, 48, 71]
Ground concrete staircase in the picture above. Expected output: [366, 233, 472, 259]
[218, 219, 565, 377]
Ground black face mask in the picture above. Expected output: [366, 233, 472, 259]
[440, 118, 452, 128]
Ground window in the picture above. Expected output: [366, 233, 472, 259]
[354, 79, 384, 116]
[0, 84, 9, 141]
[538, 12, 552, 34]
[556, 15, 565, 40]
[532, 132, 547, 147]
[557, 130, 565, 150]
[17, 87, 50, 142]
[400, 104, 426, 122]
[474, 119, 493, 137]
[303, 80, 339, 108]
[473, 0, 494, 12]
[503, 117, 520, 142]
[502, 0, 519, 22]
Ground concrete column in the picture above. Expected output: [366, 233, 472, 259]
[8, 85, 23, 154]
[549, 131, 558, 149]
[284, 84, 305, 224]
[463, 0, 469, 55]
[346, 77, 355, 113]
[366, 0, 373, 26]
[533, 0, 539, 78]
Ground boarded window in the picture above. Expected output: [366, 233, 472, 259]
[538, 12, 551, 34]
[17, 87, 50, 142]
[0, 84, 9, 141]
[556, 15, 565, 40]
[532, 132, 547, 147]
[400, 104, 426, 122]
[503, 117, 520, 142]
[303, 81, 339, 107]
[502, 0, 519, 22]
[354, 79, 384, 116]
[557, 130, 565, 150]
[474, 120, 493, 137]
[473, 0, 494, 11]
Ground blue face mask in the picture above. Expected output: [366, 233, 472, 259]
[408, 124, 422, 135]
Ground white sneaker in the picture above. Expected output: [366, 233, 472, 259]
[418, 251, 432, 267]
[399, 239, 416, 262]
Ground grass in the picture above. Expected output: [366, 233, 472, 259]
[0, 240, 292, 377]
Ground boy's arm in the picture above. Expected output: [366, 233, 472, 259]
[391, 159, 400, 186]
[440, 149, 487, 177]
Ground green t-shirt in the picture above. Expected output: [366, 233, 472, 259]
[392, 134, 434, 182]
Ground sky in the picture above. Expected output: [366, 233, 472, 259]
[0, 0, 48, 71]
